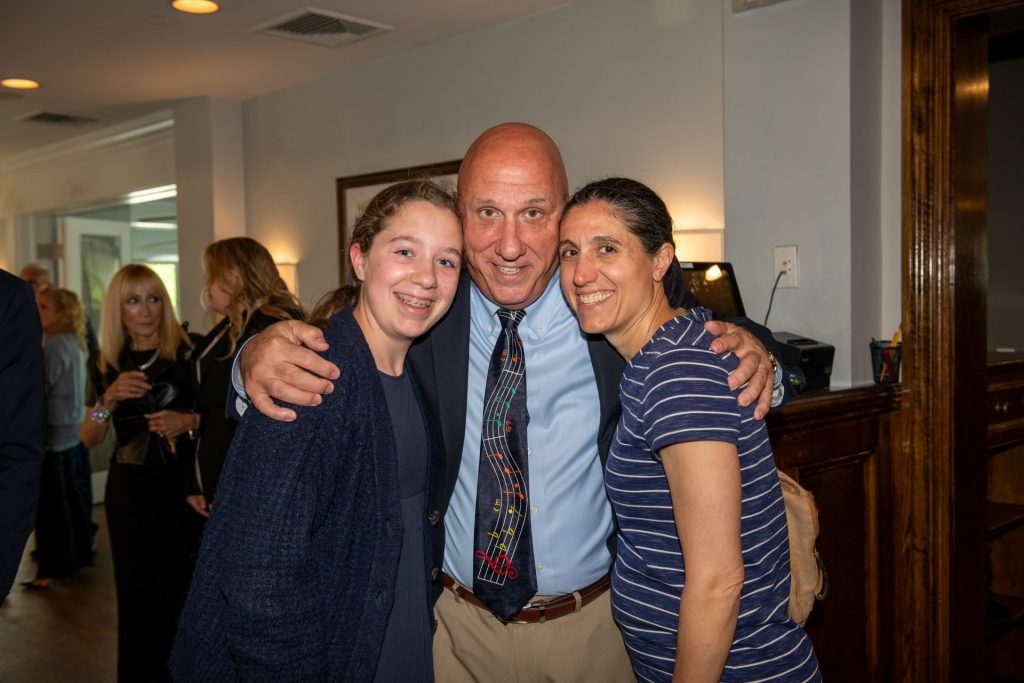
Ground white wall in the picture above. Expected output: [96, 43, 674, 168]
[173, 97, 247, 328]
[724, 0, 901, 387]
[2, 0, 904, 389]
[879, 0, 903, 356]
[725, 0, 851, 384]
[242, 0, 726, 307]
[0, 101, 248, 330]
[0, 112, 175, 272]
[245, 0, 901, 387]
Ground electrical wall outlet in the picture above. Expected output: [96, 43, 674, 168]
[773, 245, 799, 288]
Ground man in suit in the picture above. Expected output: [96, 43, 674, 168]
[0, 268, 46, 599]
[236, 123, 785, 680]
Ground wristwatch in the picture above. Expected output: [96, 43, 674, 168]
[768, 351, 786, 407]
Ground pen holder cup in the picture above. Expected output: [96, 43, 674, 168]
[870, 341, 902, 385]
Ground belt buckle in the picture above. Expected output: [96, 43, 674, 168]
[513, 599, 549, 625]
[508, 601, 545, 625]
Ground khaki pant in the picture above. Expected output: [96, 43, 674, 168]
[433, 582, 636, 683]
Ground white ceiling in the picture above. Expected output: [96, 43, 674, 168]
[0, 0, 570, 164]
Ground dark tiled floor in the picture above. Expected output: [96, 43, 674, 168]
[0, 507, 116, 682]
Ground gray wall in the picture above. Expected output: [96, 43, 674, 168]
[1, 0, 904, 386]
[241, 0, 902, 386]
[242, 0, 727, 309]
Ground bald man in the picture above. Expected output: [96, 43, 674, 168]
[236, 123, 786, 681]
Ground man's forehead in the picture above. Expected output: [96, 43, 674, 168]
[460, 172, 563, 203]
[462, 192, 554, 207]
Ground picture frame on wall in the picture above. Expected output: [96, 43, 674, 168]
[335, 159, 462, 284]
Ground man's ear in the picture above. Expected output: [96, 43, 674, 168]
[350, 243, 367, 282]
[652, 242, 676, 282]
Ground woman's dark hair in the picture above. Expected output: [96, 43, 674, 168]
[561, 177, 687, 304]
[308, 179, 459, 327]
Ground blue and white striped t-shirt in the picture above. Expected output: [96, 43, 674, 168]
[607, 308, 820, 683]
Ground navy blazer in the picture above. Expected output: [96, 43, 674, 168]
[0, 270, 45, 598]
[171, 309, 445, 681]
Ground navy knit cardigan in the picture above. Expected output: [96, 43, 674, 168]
[170, 309, 441, 681]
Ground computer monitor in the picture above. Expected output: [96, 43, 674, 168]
[678, 261, 746, 318]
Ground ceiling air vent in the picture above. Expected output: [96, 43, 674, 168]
[18, 110, 98, 126]
[255, 8, 392, 48]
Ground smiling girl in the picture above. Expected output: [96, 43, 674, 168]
[171, 180, 463, 682]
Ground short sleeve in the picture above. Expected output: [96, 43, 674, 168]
[641, 346, 742, 455]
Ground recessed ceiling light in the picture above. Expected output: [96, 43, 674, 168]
[171, 0, 219, 15]
[1, 78, 40, 90]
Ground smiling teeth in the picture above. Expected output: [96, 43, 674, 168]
[397, 294, 431, 308]
[497, 266, 521, 274]
[579, 292, 612, 305]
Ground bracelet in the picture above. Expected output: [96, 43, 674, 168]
[89, 405, 112, 424]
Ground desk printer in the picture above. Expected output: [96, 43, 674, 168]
[773, 332, 835, 392]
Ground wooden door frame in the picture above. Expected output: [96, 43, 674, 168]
[902, 1, 1022, 679]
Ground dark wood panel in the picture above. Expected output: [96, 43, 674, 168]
[987, 361, 1024, 678]
[991, 618, 1024, 680]
[797, 453, 876, 683]
[988, 356, 1024, 449]
[766, 384, 900, 682]
[903, 1, 1024, 679]
[988, 501, 1024, 540]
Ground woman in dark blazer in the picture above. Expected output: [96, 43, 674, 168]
[186, 237, 302, 516]
[171, 180, 463, 681]
[79, 264, 200, 683]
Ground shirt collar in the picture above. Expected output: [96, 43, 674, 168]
[469, 269, 567, 337]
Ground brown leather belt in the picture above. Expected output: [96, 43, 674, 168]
[443, 573, 610, 624]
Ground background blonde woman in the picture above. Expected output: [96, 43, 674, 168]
[28, 287, 92, 589]
[185, 237, 302, 516]
[80, 264, 199, 683]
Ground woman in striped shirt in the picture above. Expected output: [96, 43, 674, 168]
[558, 178, 820, 683]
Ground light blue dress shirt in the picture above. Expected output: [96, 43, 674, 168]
[443, 274, 614, 595]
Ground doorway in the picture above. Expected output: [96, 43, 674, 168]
[903, 1, 1024, 680]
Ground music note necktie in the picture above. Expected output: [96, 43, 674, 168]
[472, 308, 536, 621]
